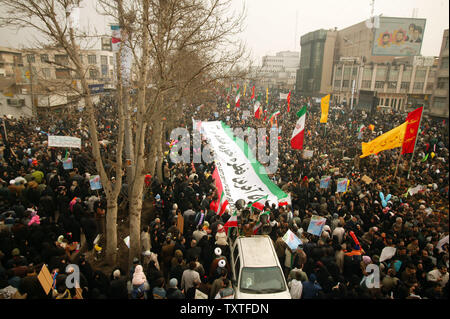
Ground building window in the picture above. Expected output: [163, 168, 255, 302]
[433, 97, 447, 109]
[362, 80, 371, 88]
[388, 81, 397, 89]
[375, 81, 384, 89]
[413, 82, 424, 90]
[401, 82, 410, 90]
[342, 80, 349, 88]
[352, 68, 357, 76]
[89, 68, 98, 79]
[109, 56, 114, 65]
[79, 54, 83, 63]
[415, 69, 426, 78]
[437, 78, 449, 90]
[385, 98, 390, 106]
[335, 67, 342, 77]
[441, 57, 449, 69]
[55, 68, 70, 79]
[26, 54, 35, 63]
[40, 54, 49, 62]
[343, 68, 350, 77]
[88, 55, 97, 64]
[55, 54, 69, 66]
[334, 80, 341, 88]
[101, 55, 108, 65]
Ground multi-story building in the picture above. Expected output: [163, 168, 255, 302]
[331, 56, 438, 112]
[296, 29, 337, 97]
[430, 29, 449, 118]
[256, 51, 299, 91]
[0, 46, 116, 117]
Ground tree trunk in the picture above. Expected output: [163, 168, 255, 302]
[105, 199, 118, 265]
[128, 169, 145, 265]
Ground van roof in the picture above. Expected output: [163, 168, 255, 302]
[237, 236, 278, 267]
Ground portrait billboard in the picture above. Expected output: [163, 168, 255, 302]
[372, 17, 426, 56]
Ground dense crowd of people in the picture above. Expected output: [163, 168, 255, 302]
[0, 89, 448, 299]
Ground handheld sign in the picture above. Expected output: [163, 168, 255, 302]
[307, 215, 327, 236]
[282, 229, 303, 251]
[89, 175, 102, 190]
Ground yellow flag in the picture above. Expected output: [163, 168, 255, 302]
[360, 122, 407, 158]
[320, 94, 330, 123]
[243, 84, 247, 97]
[266, 87, 269, 104]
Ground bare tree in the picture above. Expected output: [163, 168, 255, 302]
[0, 0, 125, 265]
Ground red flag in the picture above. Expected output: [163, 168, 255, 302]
[402, 106, 423, 155]
[287, 91, 291, 113]
[251, 86, 255, 99]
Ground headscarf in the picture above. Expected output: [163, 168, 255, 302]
[132, 265, 146, 286]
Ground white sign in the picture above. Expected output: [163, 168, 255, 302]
[48, 135, 81, 149]
[279, 93, 288, 100]
[201, 121, 288, 210]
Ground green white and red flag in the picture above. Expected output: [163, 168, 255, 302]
[223, 210, 237, 235]
[212, 167, 229, 216]
[247, 194, 268, 212]
[291, 105, 307, 150]
[235, 87, 241, 108]
[254, 94, 262, 119]
[253, 210, 270, 234]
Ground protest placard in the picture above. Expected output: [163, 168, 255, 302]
[89, 175, 102, 190]
[320, 176, 331, 189]
[37, 264, 53, 295]
[48, 135, 81, 148]
[337, 178, 348, 193]
[302, 150, 314, 160]
[307, 215, 327, 236]
[361, 175, 373, 184]
[63, 158, 73, 170]
[282, 229, 303, 251]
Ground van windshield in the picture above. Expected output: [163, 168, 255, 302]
[239, 267, 286, 294]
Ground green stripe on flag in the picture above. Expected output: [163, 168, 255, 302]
[297, 105, 307, 117]
[220, 122, 287, 200]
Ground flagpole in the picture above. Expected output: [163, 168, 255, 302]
[394, 147, 402, 178]
[407, 108, 424, 180]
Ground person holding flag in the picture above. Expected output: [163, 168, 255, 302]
[291, 105, 307, 150]
[254, 94, 263, 119]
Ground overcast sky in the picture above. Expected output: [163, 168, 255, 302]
[0, 0, 448, 64]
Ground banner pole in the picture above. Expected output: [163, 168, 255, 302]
[394, 147, 402, 178]
[407, 107, 424, 180]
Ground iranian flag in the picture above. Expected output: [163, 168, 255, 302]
[357, 124, 365, 139]
[269, 111, 280, 127]
[291, 105, 307, 150]
[253, 210, 270, 234]
[287, 91, 291, 113]
[212, 167, 229, 216]
[111, 25, 121, 51]
[235, 87, 241, 108]
[254, 94, 262, 119]
[278, 194, 291, 207]
[223, 210, 237, 235]
[247, 194, 268, 212]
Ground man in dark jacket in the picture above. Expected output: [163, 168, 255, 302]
[166, 278, 185, 299]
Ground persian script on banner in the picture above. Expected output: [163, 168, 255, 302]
[48, 135, 81, 149]
[201, 121, 288, 210]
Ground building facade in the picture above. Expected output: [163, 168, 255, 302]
[296, 29, 337, 97]
[430, 29, 449, 118]
[257, 51, 299, 91]
[0, 46, 116, 117]
[331, 56, 437, 112]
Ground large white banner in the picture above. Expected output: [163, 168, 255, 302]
[48, 135, 81, 149]
[201, 121, 288, 211]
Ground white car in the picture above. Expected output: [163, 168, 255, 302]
[229, 235, 291, 299]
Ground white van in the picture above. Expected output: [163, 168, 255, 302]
[229, 235, 291, 299]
